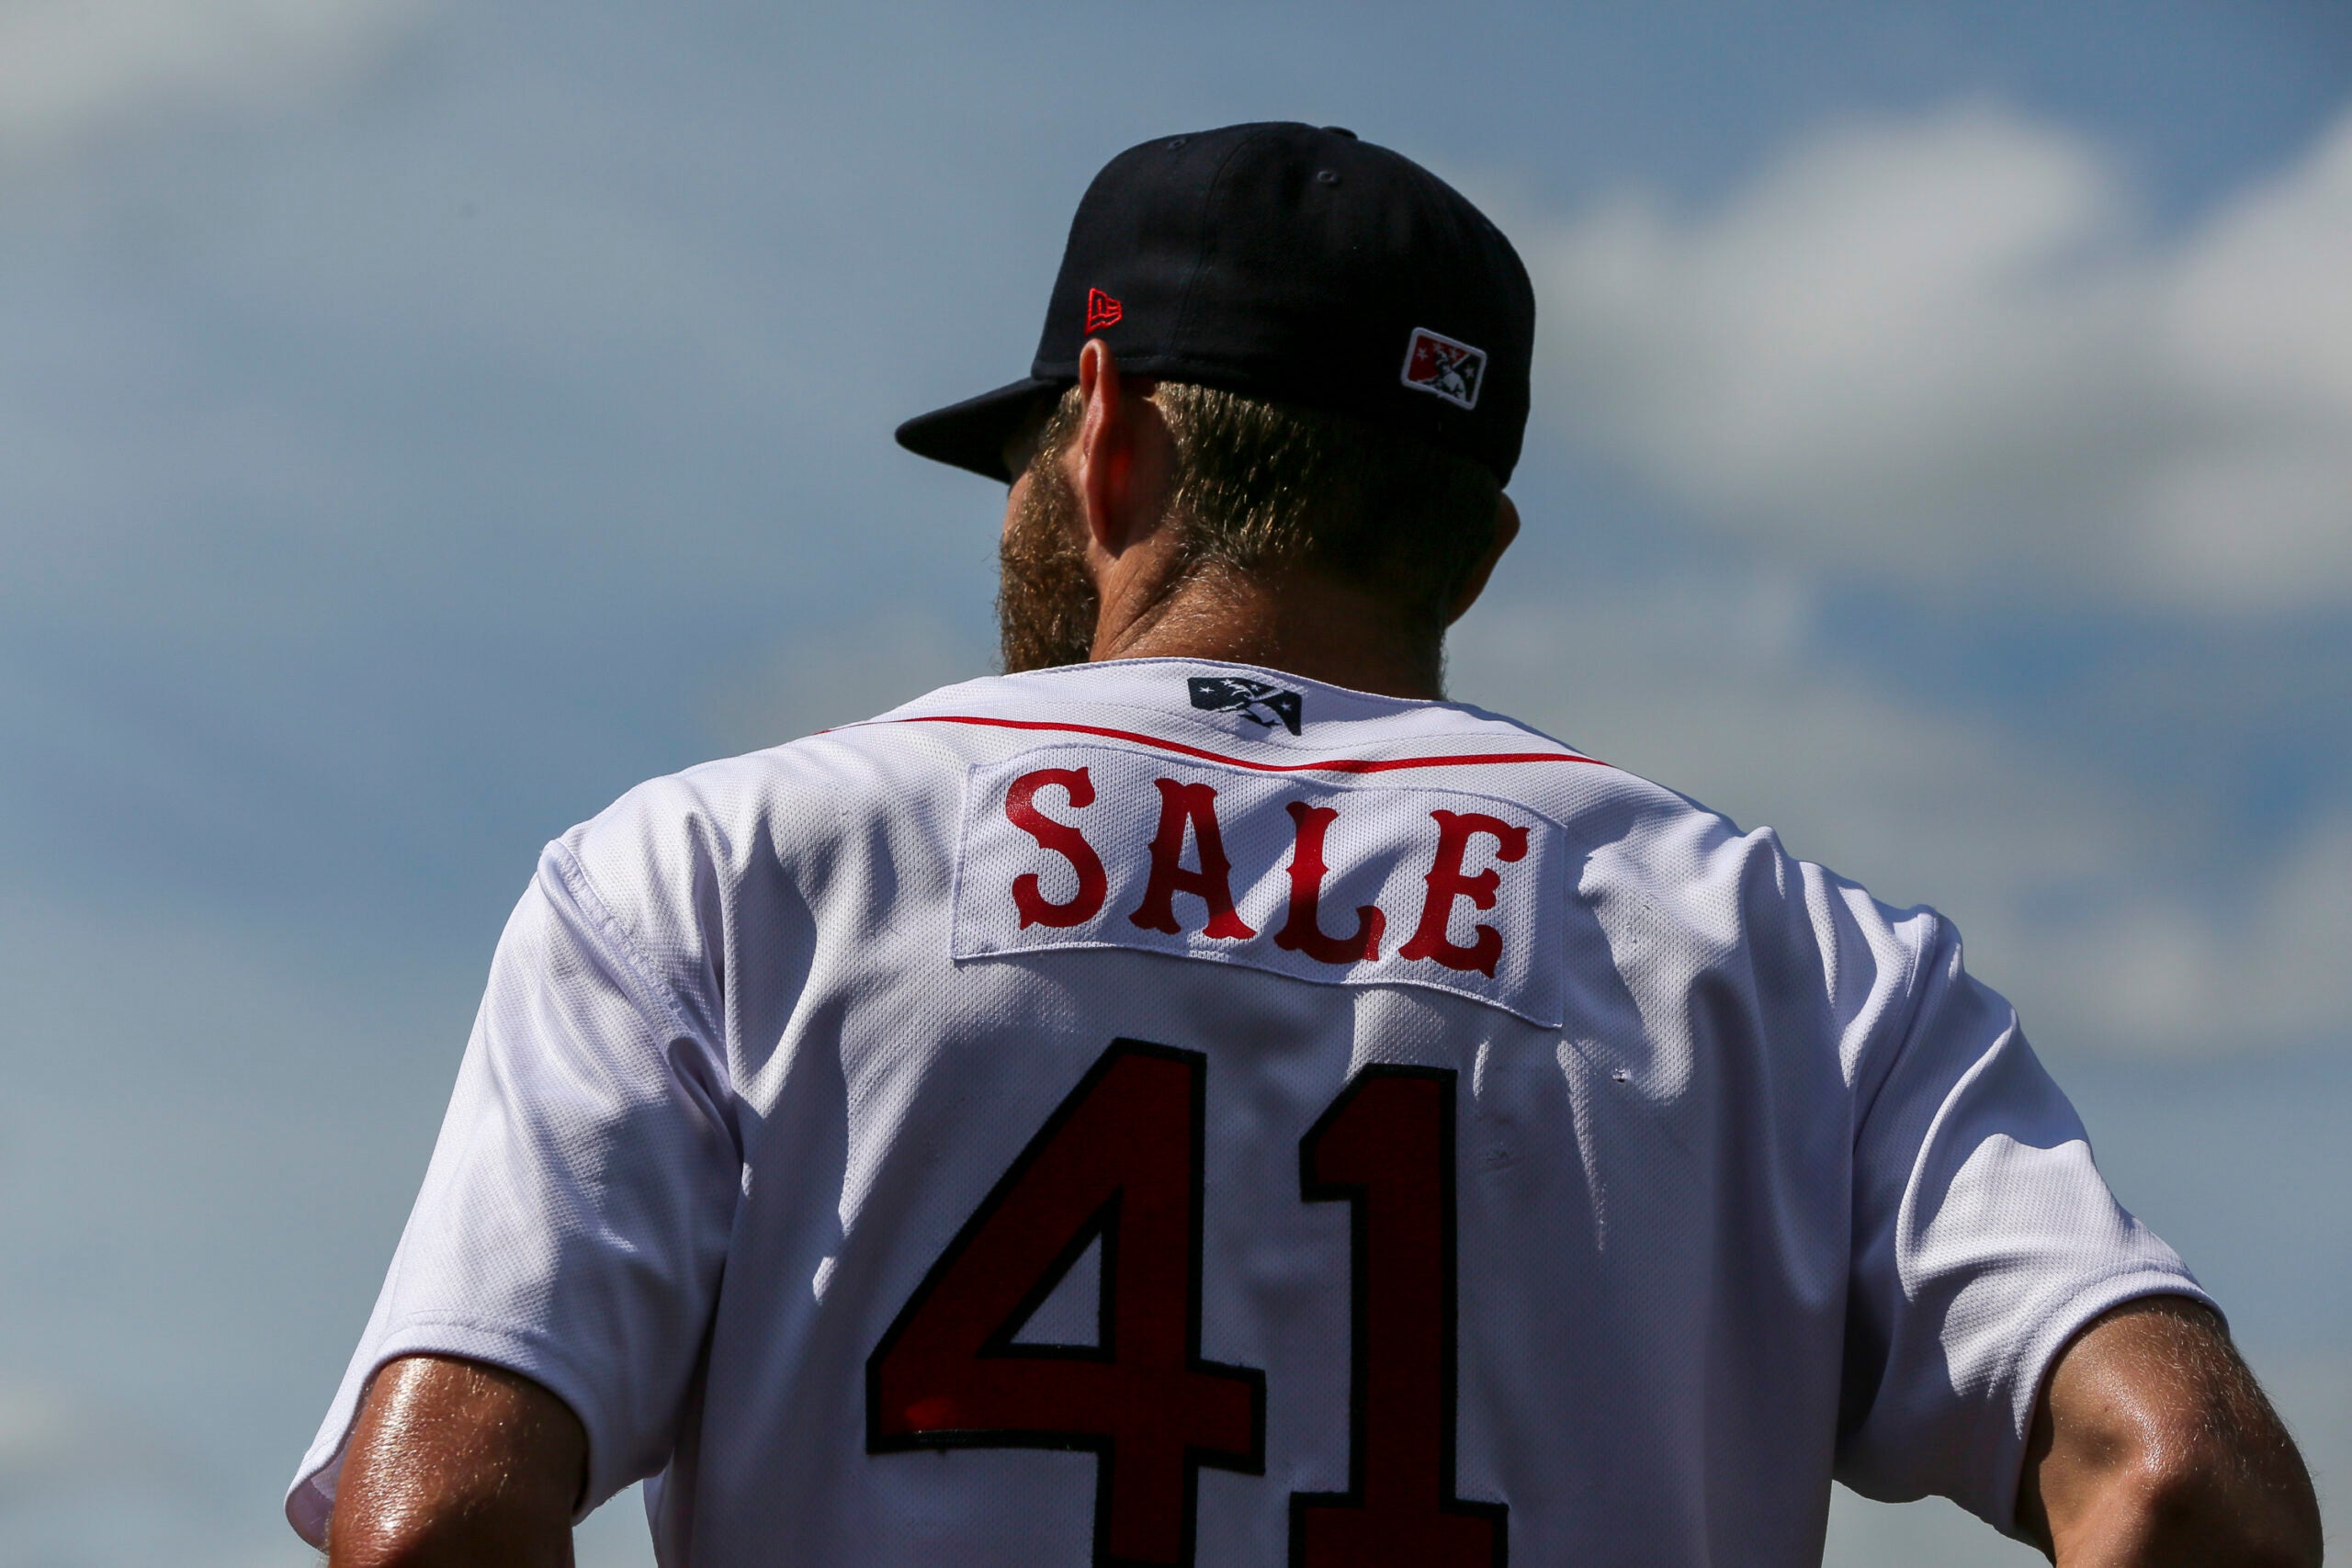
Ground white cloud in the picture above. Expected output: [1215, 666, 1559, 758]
[2058, 811, 2352, 1050]
[0, 0, 421, 163]
[1451, 579, 2352, 1057]
[1534, 101, 2352, 610]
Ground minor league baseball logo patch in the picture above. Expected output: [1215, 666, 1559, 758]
[1399, 326, 1486, 410]
[1188, 675, 1304, 736]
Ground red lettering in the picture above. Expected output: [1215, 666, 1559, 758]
[1397, 810, 1528, 978]
[868, 1043, 1264, 1565]
[1129, 778, 1257, 940]
[1272, 801, 1384, 964]
[1006, 767, 1108, 929]
[1293, 1067, 1507, 1566]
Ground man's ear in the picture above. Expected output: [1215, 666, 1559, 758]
[1445, 491, 1521, 626]
[1071, 340, 1172, 556]
[1073, 339, 1130, 553]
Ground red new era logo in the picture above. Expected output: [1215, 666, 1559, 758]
[1400, 327, 1486, 410]
[1085, 288, 1124, 333]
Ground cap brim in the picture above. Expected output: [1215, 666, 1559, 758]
[894, 377, 1069, 482]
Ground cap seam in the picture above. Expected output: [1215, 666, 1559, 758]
[1168, 126, 1279, 366]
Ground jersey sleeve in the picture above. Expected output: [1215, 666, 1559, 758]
[1832, 904, 2214, 1533]
[284, 831, 742, 1547]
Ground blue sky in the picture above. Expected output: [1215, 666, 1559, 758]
[1, 3, 2346, 1562]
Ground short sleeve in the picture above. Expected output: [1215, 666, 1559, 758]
[284, 839, 741, 1547]
[1833, 911, 2214, 1533]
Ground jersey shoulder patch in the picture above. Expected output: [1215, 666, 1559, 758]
[950, 741, 1568, 1025]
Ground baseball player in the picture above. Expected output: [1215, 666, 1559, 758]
[292, 124, 2320, 1566]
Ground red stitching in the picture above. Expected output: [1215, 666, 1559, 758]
[861, 714, 1605, 774]
[1085, 288, 1124, 333]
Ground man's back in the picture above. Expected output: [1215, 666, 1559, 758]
[294, 120, 2320, 1568]
[291, 659, 2202, 1564]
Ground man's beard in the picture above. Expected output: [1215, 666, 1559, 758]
[997, 458, 1101, 672]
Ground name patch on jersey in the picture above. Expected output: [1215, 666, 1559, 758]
[952, 744, 1566, 1024]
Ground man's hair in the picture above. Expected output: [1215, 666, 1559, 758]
[1034, 380, 1504, 637]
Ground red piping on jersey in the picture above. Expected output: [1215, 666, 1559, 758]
[858, 714, 1608, 774]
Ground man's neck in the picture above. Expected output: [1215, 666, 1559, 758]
[1088, 562, 1444, 701]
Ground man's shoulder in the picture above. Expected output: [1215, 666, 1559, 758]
[538, 660, 1947, 1046]
[551, 659, 1851, 931]
[556, 660, 1763, 863]
[576, 674, 1022, 834]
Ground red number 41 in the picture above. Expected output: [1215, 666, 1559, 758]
[867, 1041, 1507, 1567]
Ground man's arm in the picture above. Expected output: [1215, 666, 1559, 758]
[321, 1306, 2325, 1568]
[2018, 1296, 2322, 1565]
[326, 1354, 586, 1568]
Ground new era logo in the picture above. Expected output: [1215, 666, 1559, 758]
[1189, 675, 1303, 736]
[1085, 288, 1124, 333]
[1400, 327, 1486, 410]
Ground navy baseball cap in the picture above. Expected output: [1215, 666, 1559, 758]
[897, 122, 1536, 486]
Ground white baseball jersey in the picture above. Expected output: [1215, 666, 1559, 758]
[288, 658, 2208, 1566]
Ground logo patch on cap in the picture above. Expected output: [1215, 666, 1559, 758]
[1400, 327, 1486, 410]
[1085, 288, 1125, 333]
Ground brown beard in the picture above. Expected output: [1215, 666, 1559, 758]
[997, 457, 1101, 672]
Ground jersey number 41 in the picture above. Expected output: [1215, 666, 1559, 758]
[867, 1040, 1509, 1568]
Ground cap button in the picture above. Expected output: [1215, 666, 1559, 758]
[1321, 126, 1357, 140]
